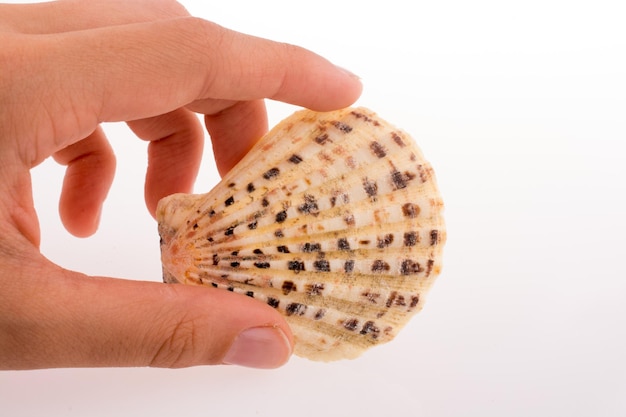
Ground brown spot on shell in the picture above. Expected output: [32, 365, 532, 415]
[263, 167, 280, 180]
[360, 321, 381, 339]
[386, 291, 398, 308]
[403, 232, 418, 246]
[362, 178, 378, 200]
[343, 318, 359, 331]
[289, 154, 303, 164]
[332, 121, 353, 133]
[369, 141, 387, 158]
[315, 133, 330, 145]
[287, 260, 305, 274]
[302, 242, 322, 253]
[430, 230, 440, 246]
[402, 203, 420, 218]
[362, 291, 380, 304]
[298, 194, 319, 216]
[313, 259, 331, 272]
[371, 260, 390, 273]
[282, 280, 296, 295]
[426, 259, 434, 276]
[394, 295, 406, 306]
[337, 238, 351, 251]
[306, 283, 325, 296]
[350, 110, 381, 126]
[417, 164, 431, 183]
[275, 210, 288, 223]
[391, 170, 416, 190]
[392, 131, 406, 147]
[400, 259, 422, 275]
[377, 234, 394, 248]
[286, 303, 307, 316]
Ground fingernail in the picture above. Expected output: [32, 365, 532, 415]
[223, 326, 292, 369]
[336, 65, 361, 81]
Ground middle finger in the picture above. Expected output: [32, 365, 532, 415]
[0, 0, 189, 34]
[127, 108, 204, 216]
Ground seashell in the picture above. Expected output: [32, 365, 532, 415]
[156, 107, 445, 361]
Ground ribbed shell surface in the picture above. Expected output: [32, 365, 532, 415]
[157, 107, 445, 361]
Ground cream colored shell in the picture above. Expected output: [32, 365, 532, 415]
[157, 107, 445, 361]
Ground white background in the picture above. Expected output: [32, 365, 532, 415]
[2, 0, 626, 416]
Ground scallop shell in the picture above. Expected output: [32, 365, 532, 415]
[157, 107, 445, 361]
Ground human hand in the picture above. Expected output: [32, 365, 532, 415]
[0, 0, 361, 369]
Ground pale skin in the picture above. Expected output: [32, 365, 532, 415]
[0, 0, 362, 369]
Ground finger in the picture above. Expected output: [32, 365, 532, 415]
[204, 100, 269, 177]
[0, 251, 293, 370]
[13, 17, 362, 159]
[53, 127, 116, 237]
[0, 0, 189, 34]
[127, 109, 204, 216]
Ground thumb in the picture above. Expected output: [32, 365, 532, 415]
[0, 252, 293, 370]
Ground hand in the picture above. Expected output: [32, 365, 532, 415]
[0, 0, 361, 369]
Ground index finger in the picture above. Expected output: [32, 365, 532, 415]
[12, 17, 362, 159]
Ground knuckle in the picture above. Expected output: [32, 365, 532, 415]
[149, 312, 207, 368]
[164, 16, 227, 93]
